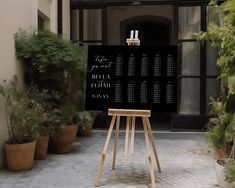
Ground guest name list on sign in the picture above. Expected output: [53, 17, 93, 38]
[85, 45, 177, 113]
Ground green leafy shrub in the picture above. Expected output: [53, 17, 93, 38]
[207, 118, 227, 149]
[14, 30, 87, 126]
[196, 1, 235, 83]
[206, 97, 234, 149]
[197, 0, 235, 153]
[226, 160, 235, 188]
[76, 111, 97, 129]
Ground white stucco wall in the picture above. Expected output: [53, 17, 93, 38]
[38, 0, 51, 18]
[38, 0, 58, 33]
[50, 0, 58, 33]
[62, 0, 70, 40]
[107, 5, 173, 44]
[0, 0, 38, 168]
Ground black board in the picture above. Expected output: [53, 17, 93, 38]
[85, 45, 177, 113]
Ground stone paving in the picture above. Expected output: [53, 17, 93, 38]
[0, 131, 218, 188]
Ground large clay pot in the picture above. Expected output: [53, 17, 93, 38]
[215, 159, 232, 188]
[51, 124, 78, 154]
[5, 140, 36, 171]
[35, 135, 49, 160]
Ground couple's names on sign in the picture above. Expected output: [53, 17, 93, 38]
[88, 55, 113, 99]
[85, 45, 177, 112]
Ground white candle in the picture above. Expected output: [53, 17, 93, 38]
[135, 30, 139, 39]
[130, 30, 134, 39]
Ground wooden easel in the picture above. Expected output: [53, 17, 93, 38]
[95, 31, 161, 188]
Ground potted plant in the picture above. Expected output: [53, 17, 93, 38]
[226, 159, 235, 188]
[27, 88, 59, 159]
[0, 78, 44, 171]
[207, 87, 234, 188]
[49, 109, 78, 154]
[14, 30, 86, 154]
[215, 158, 233, 188]
[196, 0, 235, 187]
[34, 109, 59, 159]
[208, 78, 235, 188]
[76, 111, 96, 137]
[215, 128, 235, 188]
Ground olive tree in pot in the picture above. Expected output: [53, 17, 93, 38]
[0, 78, 44, 171]
[14, 30, 86, 154]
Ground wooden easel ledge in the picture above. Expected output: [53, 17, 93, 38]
[108, 109, 150, 117]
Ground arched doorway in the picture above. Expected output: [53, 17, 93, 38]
[120, 16, 173, 129]
[120, 16, 172, 45]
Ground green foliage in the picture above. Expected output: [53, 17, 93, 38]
[206, 98, 233, 149]
[197, 0, 235, 82]
[226, 160, 235, 187]
[207, 118, 227, 149]
[197, 0, 235, 152]
[0, 78, 45, 144]
[76, 111, 97, 129]
[199, 1, 235, 186]
[26, 88, 61, 136]
[196, 0, 235, 82]
[14, 30, 87, 126]
[222, 0, 235, 13]
[15, 30, 86, 75]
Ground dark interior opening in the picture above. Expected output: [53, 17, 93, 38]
[125, 21, 170, 45]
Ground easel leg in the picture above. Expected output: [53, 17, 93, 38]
[130, 116, 135, 154]
[112, 116, 120, 170]
[125, 116, 131, 157]
[95, 116, 117, 187]
[145, 117, 161, 173]
[142, 117, 157, 188]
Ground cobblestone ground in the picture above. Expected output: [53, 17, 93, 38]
[0, 131, 218, 188]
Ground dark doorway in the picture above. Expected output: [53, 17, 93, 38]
[121, 16, 172, 130]
[125, 21, 170, 45]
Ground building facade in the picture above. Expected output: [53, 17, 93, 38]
[70, 0, 220, 130]
[0, 0, 222, 168]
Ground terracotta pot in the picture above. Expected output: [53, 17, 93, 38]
[5, 140, 36, 171]
[77, 126, 92, 137]
[35, 135, 49, 160]
[51, 124, 78, 154]
[215, 159, 232, 188]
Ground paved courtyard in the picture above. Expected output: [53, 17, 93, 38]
[0, 131, 218, 188]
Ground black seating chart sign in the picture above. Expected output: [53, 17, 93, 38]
[85, 45, 177, 113]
